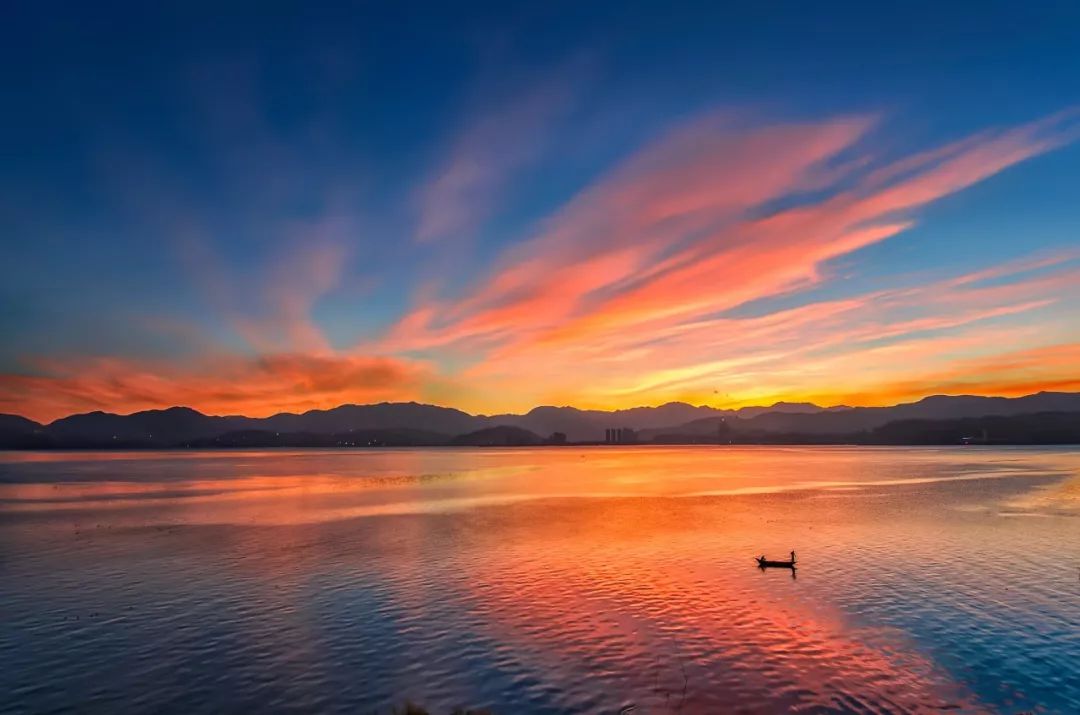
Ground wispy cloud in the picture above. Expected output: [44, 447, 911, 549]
[452, 250, 1080, 409]
[176, 228, 352, 355]
[238, 236, 351, 355]
[382, 108, 1080, 411]
[390, 111, 877, 350]
[388, 110, 1078, 353]
[414, 68, 583, 244]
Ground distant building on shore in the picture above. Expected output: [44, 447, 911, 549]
[961, 428, 990, 445]
[605, 427, 637, 444]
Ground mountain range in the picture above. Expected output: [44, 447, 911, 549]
[2, 392, 1080, 448]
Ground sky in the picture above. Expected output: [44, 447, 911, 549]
[2, 1, 1080, 422]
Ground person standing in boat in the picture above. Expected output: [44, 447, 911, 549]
[790, 550, 796, 564]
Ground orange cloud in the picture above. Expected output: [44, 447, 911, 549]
[0, 353, 433, 423]
[780, 342, 1080, 408]
[441, 249, 1080, 413]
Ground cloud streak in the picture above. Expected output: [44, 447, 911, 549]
[415, 70, 581, 244]
[388, 110, 1078, 356]
[452, 250, 1080, 410]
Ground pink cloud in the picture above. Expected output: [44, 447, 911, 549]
[385, 110, 1078, 370]
[388, 112, 877, 352]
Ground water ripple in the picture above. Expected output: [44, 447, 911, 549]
[1, 446, 1078, 713]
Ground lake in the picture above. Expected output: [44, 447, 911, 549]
[1, 446, 1078, 714]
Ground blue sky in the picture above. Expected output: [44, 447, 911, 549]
[2, 1, 1079, 420]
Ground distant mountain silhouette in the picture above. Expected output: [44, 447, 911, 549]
[641, 411, 1080, 445]
[2, 391, 1079, 448]
[184, 428, 453, 448]
[732, 401, 849, 418]
[0, 414, 48, 448]
[483, 401, 812, 439]
[30, 402, 480, 448]
[865, 412, 1080, 445]
[734, 392, 1080, 435]
[637, 416, 730, 442]
[256, 403, 479, 436]
[450, 426, 543, 446]
[0, 414, 41, 434]
[47, 406, 236, 446]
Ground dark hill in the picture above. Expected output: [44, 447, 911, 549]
[46, 407, 234, 447]
[184, 428, 452, 448]
[638, 416, 731, 441]
[259, 402, 479, 436]
[0, 414, 42, 433]
[735, 401, 841, 418]
[488, 402, 744, 441]
[865, 412, 1080, 445]
[450, 426, 543, 446]
[2, 391, 1078, 448]
[737, 392, 1080, 434]
[0, 414, 49, 448]
[38, 402, 481, 448]
[486, 406, 607, 442]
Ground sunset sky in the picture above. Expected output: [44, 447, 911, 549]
[2, 2, 1080, 422]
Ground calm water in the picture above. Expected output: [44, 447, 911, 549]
[1, 446, 1078, 714]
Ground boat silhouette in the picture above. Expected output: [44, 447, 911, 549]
[755, 550, 797, 569]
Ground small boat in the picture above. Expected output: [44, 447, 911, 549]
[756, 551, 797, 569]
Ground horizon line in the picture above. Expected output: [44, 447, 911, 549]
[4, 389, 1074, 426]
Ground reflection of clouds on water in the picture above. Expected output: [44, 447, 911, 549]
[418, 505, 984, 712]
[1, 446, 1079, 712]
[3, 445, 1077, 526]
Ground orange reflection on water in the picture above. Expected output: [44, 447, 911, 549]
[3, 446, 1078, 711]
[3, 445, 1074, 526]
[356, 491, 994, 711]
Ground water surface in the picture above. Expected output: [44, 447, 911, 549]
[2, 446, 1078, 713]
